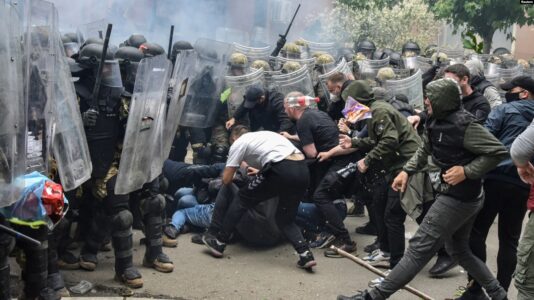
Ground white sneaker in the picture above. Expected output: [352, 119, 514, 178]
[368, 270, 391, 288]
[364, 249, 391, 268]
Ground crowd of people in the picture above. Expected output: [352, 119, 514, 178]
[1, 2, 534, 299]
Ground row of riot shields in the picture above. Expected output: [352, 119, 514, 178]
[233, 43, 271, 62]
[358, 57, 390, 80]
[0, 2, 26, 207]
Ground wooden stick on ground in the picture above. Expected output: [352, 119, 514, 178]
[330, 245, 434, 300]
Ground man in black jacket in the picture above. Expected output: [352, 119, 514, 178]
[225, 85, 295, 134]
[444, 64, 491, 122]
[461, 76, 534, 299]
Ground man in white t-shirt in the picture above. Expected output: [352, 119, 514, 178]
[202, 125, 316, 269]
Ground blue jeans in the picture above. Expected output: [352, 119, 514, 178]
[171, 188, 213, 231]
[295, 200, 347, 235]
[174, 187, 198, 210]
[171, 203, 214, 232]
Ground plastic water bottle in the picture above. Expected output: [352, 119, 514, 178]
[287, 96, 320, 108]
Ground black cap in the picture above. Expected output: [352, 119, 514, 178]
[243, 85, 265, 109]
[500, 75, 534, 94]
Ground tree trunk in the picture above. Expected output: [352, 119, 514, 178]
[481, 29, 495, 54]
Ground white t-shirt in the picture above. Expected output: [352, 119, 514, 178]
[226, 131, 301, 169]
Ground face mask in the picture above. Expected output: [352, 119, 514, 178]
[505, 92, 521, 102]
[330, 93, 341, 102]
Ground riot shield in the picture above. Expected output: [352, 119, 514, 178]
[403, 56, 418, 70]
[440, 47, 464, 61]
[179, 39, 233, 128]
[225, 68, 265, 117]
[318, 58, 353, 102]
[0, 3, 26, 207]
[50, 35, 92, 191]
[524, 67, 534, 79]
[115, 55, 172, 195]
[77, 18, 107, 41]
[270, 56, 316, 73]
[23, 0, 58, 174]
[300, 38, 336, 56]
[163, 50, 196, 159]
[358, 57, 390, 80]
[497, 65, 522, 101]
[263, 70, 282, 91]
[416, 56, 432, 73]
[272, 65, 314, 97]
[234, 43, 271, 61]
[384, 69, 424, 110]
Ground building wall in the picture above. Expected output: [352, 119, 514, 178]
[513, 25, 534, 59]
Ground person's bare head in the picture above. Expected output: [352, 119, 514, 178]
[284, 91, 306, 120]
[326, 72, 347, 97]
[229, 125, 250, 144]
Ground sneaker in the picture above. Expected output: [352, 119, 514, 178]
[162, 225, 178, 248]
[202, 233, 226, 258]
[347, 202, 365, 217]
[363, 239, 379, 254]
[100, 240, 112, 252]
[364, 249, 390, 268]
[309, 232, 336, 249]
[143, 253, 174, 273]
[355, 222, 377, 236]
[324, 241, 357, 258]
[163, 235, 178, 248]
[368, 270, 391, 288]
[452, 288, 489, 300]
[79, 253, 97, 271]
[114, 267, 143, 289]
[297, 250, 317, 269]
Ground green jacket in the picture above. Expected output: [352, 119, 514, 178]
[403, 78, 508, 178]
[351, 100, 421, 173]
[403, 121, 508, 179]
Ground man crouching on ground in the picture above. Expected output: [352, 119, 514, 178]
[202, 125, 317, 270]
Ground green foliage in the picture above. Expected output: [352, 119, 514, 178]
[321, 0, 440, 50]
[461, 31, 483, 54]
[424, 0, 534, 51]
[337, 0, 399, 10]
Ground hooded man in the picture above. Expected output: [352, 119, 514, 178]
[465, 59, 502, 108]
[337, 78, 509, 300]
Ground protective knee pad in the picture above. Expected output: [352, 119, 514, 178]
[111, 210, 133, 232]
[211, 145, 228, 163]
[23, 239, 49, 298]
[110, 210, 134, 272]
[141, 194, 165, 216]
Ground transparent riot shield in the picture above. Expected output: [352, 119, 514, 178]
[318, 58, 353, 102]
[403, 56, 418, 70]
[384, 69, 424, 110]
[77, 18, 107, 41]
[272, 65, 314, 97]
[270, 56, 316, 73]
[300, 38, 336, 56]
[50, 35, 92, 191]
[358, 57, 390, 80]
[23, 0, 58, 174]
[115, 55, 173, 195]
[179, 39, 233, 128]
[440, 47, 464, 61]
[233, 43, 271, 61]
[0, 3, 26, 207]
[416, 56, 432, 73]
[524, 67, 534, 79]
[263, 70, 282, 91]
[226, 68, 265, 117]
[163, 50, 196, 159]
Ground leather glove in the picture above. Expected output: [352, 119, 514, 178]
[82, 109, 99, 127]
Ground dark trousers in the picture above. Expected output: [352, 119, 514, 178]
[214, 160, 310, 253]
[379, 183, 407, 268]
[469, 179, 529, 291]
[312, 155, 356, 244]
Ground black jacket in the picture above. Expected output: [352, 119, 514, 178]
[462, 90, 491, 122]
[234, 90, 295, 134]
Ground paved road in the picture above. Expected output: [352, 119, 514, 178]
[42, 214, 521, 300]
